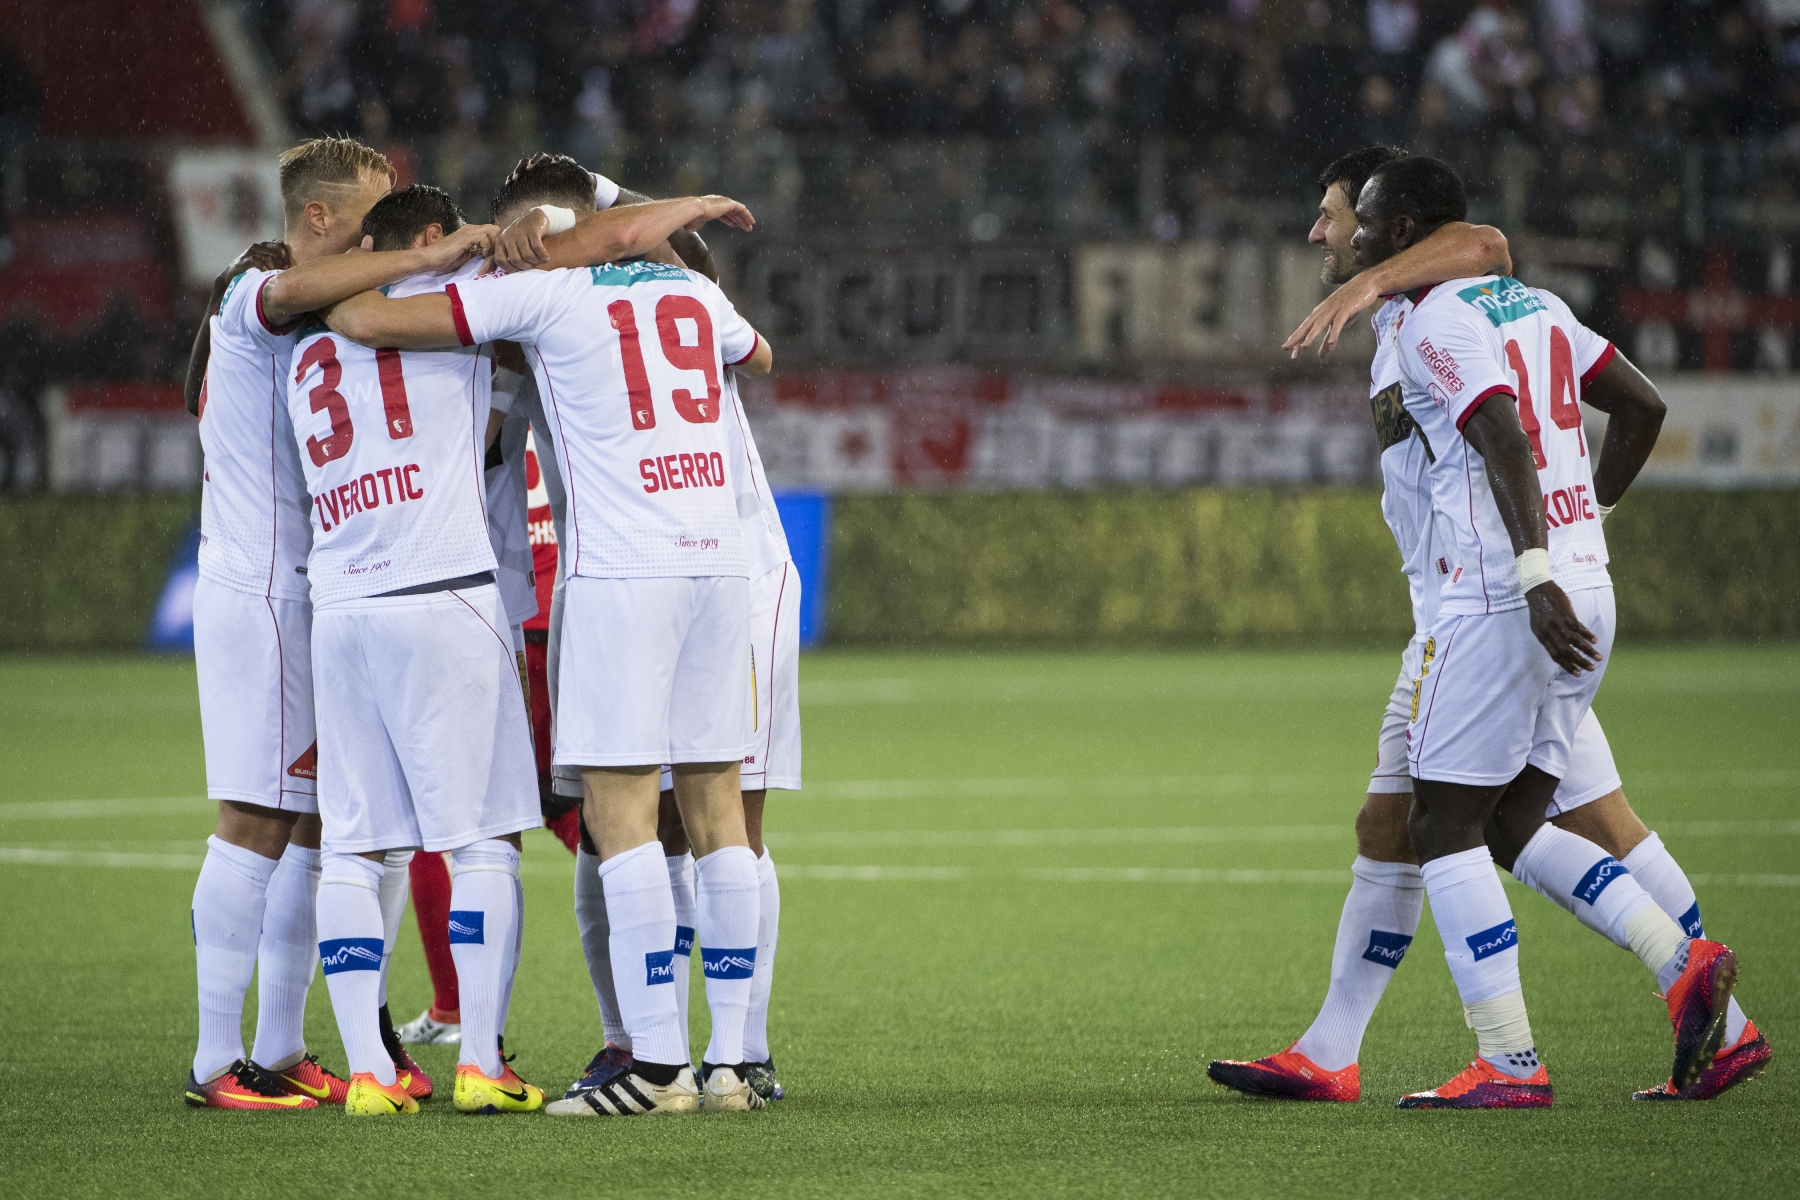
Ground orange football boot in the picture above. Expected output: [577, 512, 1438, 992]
[1207, 1045, 1360, 1101]
[1663, 939, 1738, 1090]
[1397, 1057, 1553, 1109]
[270, 1053, 351, 1104]
[184, 1060, 319, 1111]
[1636, 1019, 1771, 1101]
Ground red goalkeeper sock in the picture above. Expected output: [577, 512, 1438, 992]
[407, 850, 460, 1021]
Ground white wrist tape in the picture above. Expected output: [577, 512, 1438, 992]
[491, 367, 526, 415]
[535, 204, 576, 234]
[1596, 500, 1615, 524]
[1516, 547, 1553, 593]
[591, 171, 620, 210]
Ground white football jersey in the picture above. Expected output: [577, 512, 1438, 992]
[724, 373, 791, 575]
[450, 261, 759, 579]
[198, 267, 312, 601]
[1368, 295, 1455, 636]
[288, 264, 496, 606]
[1397, 276, 1614, 615]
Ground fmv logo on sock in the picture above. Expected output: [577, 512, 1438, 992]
[1573, 858, 1629, 905]
[674, 925, 695, 956]
[645, 949, 676, 986]
[701, 946, 757, 980]
[319, 937, 383, 974]
[447, 911, 485, 944]
[1362, 930, 1414, 968]
[1465, 920, 1519, 961]
[1678, 901, 1704, 939]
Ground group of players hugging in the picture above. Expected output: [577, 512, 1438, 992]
[1209, 148, 1768, 1107]
[182, 135, 796, 1117]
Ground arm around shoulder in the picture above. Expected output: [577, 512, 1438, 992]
[322, 290, 464, 350]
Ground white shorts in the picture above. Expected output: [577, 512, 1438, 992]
[311, 584, 541, 854]
[1368, 634, 1427, 795]
[658, 560, 803, 794]
[193, 576, 318, 813]
[1408, 587, 1616, 788]
[555, 575, 750, 767]
[1547, 708, 1623, 816]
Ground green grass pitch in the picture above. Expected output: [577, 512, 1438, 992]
[0, 646, 1795, 1197]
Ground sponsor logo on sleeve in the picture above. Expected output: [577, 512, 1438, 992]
[645, 948, 676, 986]
[1572, 858, 1630, 906]
[447, 911, 486, 944]
[319, 937, 384, 974]
[1362, 930, 1415, 969]
[700, 946, 757, 980]
[1457, 278, 1548, 327]
[1417, 339, 1464, 393]
[1466, 919, 1519, 961]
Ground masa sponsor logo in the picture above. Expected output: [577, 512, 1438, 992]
[448, 910, 486, 944]
[1362, 929, 1415, 969]
[701, 946, 757, 980]
[1457, 278, 1548, 327]
[1417, 338, 1465, 392]
[319, 937, 384, 974]
[1466, 919, 1518, 961]
[1573, 858, 1630, 906]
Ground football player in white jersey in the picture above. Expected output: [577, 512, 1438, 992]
[1212, 150, 1770, 1105]
[182, 136, 495, 1111]
[1345, 156, 1739, 1108]
[319, 182, 772, 1114]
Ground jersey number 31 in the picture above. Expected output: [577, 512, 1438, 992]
[295, 337, 414, 468]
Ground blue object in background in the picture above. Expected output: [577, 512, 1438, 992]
[773, 491, 831, 647]
[145, 519, 202, 653]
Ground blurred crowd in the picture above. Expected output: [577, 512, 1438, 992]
[252, 0, 1800, 239]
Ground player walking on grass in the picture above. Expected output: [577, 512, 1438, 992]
[319, 171, 771, 1114]
[1210, 150, 1769, 1105]
[181, 136, 467, 1111]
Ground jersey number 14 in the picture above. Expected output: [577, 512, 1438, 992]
[1502, 327, 1583, 471]
[296, 337, 414, 468]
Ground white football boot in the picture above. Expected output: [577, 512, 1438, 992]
[544, 1065, 700, 1116]
[395, 1008, 461, 1045]
[702, 1064, 767, 1112]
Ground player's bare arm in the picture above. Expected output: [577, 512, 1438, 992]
[487, 196, 754, 274]
[1288, 222, 1512, 359]
[1463, 396, 1600, 674]
[616, 185, 720, 283]
[259, 222, 497, 327]
[184, 241, 289, 416]
[320, 290, 460, 350]
[736, 333, 774, 376]
[1580, 353, 1667, 509]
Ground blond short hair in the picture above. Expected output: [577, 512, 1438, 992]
[278, 137, 395, 224]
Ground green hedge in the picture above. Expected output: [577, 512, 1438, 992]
[0, 496, 199, 651]
[2, 489, 1796, 651]
[827, 489, 1800, 646]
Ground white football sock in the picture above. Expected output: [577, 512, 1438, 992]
[1421, 845, 1535, 1074]
[743, 849, 782, 1064]
[667, 852, 697, 1064]
[1624, 833, 1750, 1044]
[695, 845, 760, 1067]
[574, 847, 630, 1050]
[1293, 856, 1425, 1072]
[497, 871, 525, 1038]
[192, 836, 279, 1080]
[376, 849, 414, 1009]
[600, 841, 687, 1065]
[249, 843, 320, 1071]
[1513, 824, 1688, 980]
[449, 839, 520, 1078]
[316, 851, 393, 1084]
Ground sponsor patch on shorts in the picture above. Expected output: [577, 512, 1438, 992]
[1466, 919, 1519, 961]
[447, 911, 485, 944]
[1362, 930, 1414, 969]
[701, 946, 756, 980]
[319, 937, 384, 974]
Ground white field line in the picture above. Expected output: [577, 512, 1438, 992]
[4, 846, 1796, 888]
